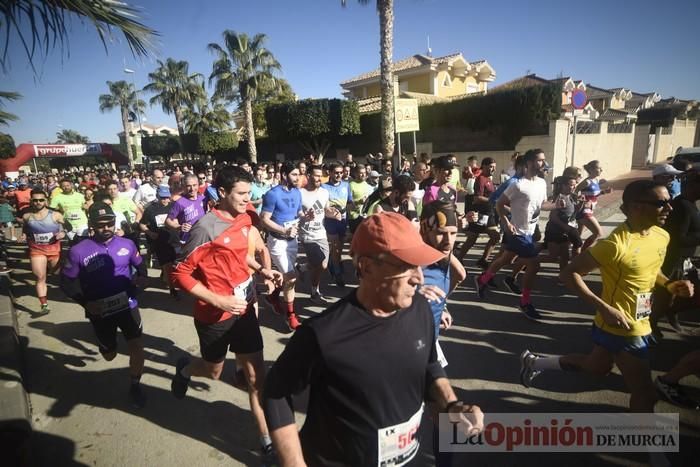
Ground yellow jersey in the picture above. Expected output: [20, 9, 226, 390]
[589, 223, 668, 336]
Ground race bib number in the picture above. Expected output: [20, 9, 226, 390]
[377, 405, 423, 467]
[154, 213, 168, 228]
[477, 214, 489, 226]
[33, 232, 54, 244]
[283, 219, 299, 229]
[66, 212, 81, 221]
[635, 292, 652, 320]
[436, 340, 448, 368]
[233, 276, 255, 303]
[88, 292, 130, 316]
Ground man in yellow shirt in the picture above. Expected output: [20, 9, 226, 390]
[520, 180, 693, 412]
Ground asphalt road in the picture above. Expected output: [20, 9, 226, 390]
[8, 212, 700, 466]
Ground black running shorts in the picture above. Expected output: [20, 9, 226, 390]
[194, 305, 263, 363]
[89, 307, 143, 355]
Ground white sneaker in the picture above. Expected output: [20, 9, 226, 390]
[519, 349, 542, 388]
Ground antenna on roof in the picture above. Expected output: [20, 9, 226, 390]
[426, 35, 432, 57]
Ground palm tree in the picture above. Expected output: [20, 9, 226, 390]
[55, 129, 88, 144]
[0, 91, 21, 126]
[143, 58, 204, 152]
[183, 93, 232, 135]
[98, 80, 145, 167]
[208, 30, 281, 163]
[342, 0, 395, 157]
[1, 0, 158, 73]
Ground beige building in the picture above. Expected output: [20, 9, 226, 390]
[118, 123, 179, 160]
[340, 53, 496, 113]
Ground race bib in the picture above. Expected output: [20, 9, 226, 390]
[155, 213, 168, 228]
[33, 232, 54, 244]
[436, 340, 448, 368]
[477, 214, 489, 226]
[377, 405, 423, 467]
[233, 276, 255, 303]
[635, 292, 652, 320]
[283, 219, 299, 229]
[66, 212, 82, 221]
[89, 292, 130, 316]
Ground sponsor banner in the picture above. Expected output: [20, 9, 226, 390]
[33, 144, 103, 157]
[439, 413, 679, 453]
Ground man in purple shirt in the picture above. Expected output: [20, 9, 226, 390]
[166, 173, 206, 243]
[60, 202, 149, 408]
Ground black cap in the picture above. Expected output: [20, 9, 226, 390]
[432, 156, 456, 170]
[88, 202, 116, 224]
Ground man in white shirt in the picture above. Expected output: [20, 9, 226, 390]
[299, 166, 332, 303]
[133, 169, 164, 209]
[474, 149, 553, 320]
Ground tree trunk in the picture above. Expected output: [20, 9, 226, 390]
[175, 107, 187, 157]
[379, 0, 395, 159]
[121, 106, 134, 168]
[243, 97, 257, 163]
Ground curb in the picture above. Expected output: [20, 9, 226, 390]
[0, 274, 32, 464]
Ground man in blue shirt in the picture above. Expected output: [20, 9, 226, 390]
[322, 162, 354, 287]
[418, 200, 466, 467]
[261, 161, 311, 331]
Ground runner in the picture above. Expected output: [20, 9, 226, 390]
[260, 161, 311, 330]
[133, 168, 164, 209]
[322, 162, 354, 287]
[263, 212, 484, 466]
[543, 175, 583, 271]
[22, 189, 66, 314]
[139, 185, 179, 298]
[372, 174, 418, 223]
[49, 178, 88, 240]
[575, 160, 613, 251]
[457, 157, 500, 269]
[169, 166, 283, 462]
[348, 165, 373, 233]
[520, 180, 693, 412]
[299, 166, 331, 304]
[60, 202, 149, 408]
[165, 174, 206, 244]
[424, 156, 458, 207]
[474, 149, 553, 319]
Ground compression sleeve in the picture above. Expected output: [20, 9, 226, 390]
[263, 325, 321, 430]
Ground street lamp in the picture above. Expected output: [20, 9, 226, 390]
[124, 68, 144, 165]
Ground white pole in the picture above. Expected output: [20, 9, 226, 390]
[33, 158, 38, 175]
[571, 115, 578, 167]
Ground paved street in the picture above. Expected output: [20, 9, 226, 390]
[8, 213, 700, 466]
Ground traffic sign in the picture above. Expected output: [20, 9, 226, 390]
[572, 89, 588, 110]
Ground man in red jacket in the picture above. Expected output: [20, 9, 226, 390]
[170, 166, 282, 460]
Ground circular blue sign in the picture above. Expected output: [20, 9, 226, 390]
[572, 89, 588, 110]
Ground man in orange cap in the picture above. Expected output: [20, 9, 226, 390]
[263, 212, 484, 466]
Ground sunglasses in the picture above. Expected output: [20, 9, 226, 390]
[31, 198, 46, 202]
[95, 221, 116, 228]
[635, 199, 672, 208]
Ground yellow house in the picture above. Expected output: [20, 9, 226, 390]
[340, 52, 496, 112]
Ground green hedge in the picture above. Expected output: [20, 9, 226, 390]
[142, 132, 238, 158]
[266, 98, 360, 143]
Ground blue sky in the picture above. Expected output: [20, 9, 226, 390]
[3, 0, 699, 144]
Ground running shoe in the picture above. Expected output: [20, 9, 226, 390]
[171, 357, 191, 399]
[38, 303, 50, 315]
[655, 376, 700, 410]
[310, 291, 329, 304]
[129, 383, 147, 409]
[503, 276, 522, 295]
[487, 277, 498, 289]
[287, 312, 301, 331]
[261, 443, 279, 467]
[473, 275, 487, 299]
[518, 303, 541, 321]
[519, 350, 542, 388]
[476, 258, 489, 270]
[264, 293, 285, 316]
[0, 266, 12, 275]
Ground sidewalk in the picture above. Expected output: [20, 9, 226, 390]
[593, 168, 652, 222]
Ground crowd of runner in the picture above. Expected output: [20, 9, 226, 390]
[1, 149, 699, 466]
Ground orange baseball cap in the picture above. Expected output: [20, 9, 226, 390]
[351, 212, 445, 266]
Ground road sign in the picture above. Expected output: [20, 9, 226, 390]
[394, 98, 420, 133]
[572, 89, 588, 110]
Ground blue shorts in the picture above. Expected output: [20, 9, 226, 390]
[324, 218, 348, 237]
[591, 324, 653, 359]
[504, 234, 538, 258]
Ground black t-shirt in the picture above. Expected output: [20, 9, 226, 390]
[379, 198, 417, 222]
[662, 197, 700, 274]
[141, 201, 178, 245]
[263, 290, 445, 467]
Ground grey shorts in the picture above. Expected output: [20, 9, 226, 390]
[302, 238, 329, 267]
